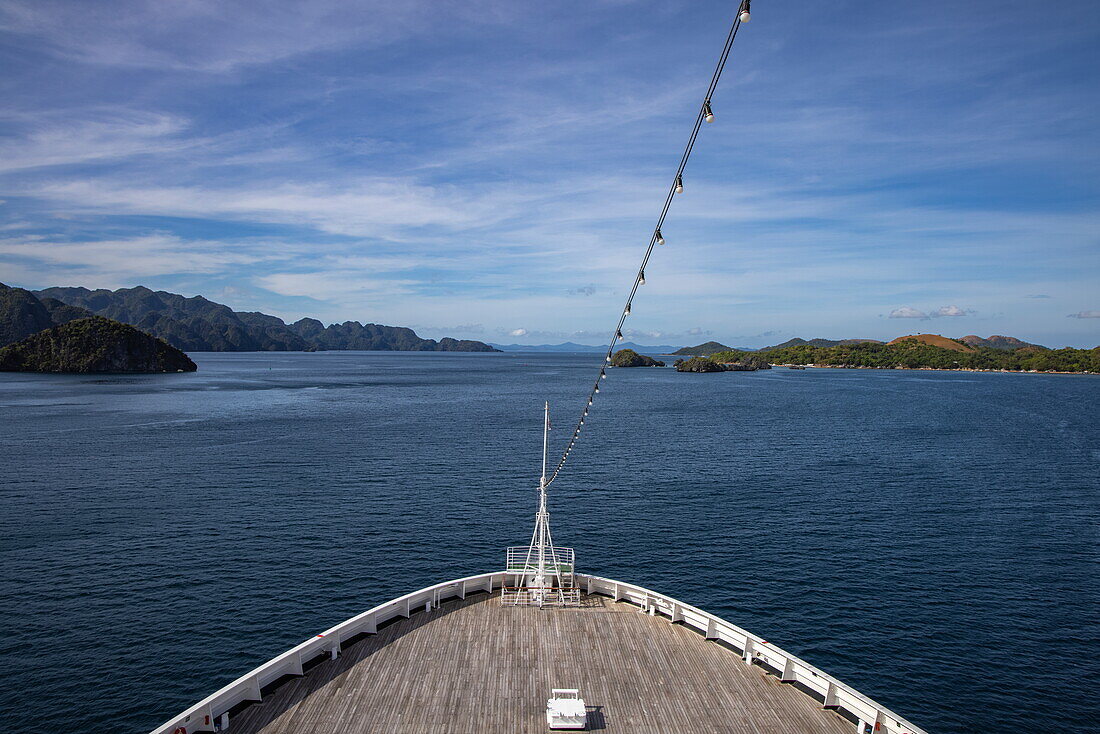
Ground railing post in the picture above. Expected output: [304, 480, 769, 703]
[705, 618, 718, 640]
[403, 598, 410, 618]
[781, 657, 796, 682]
[743, 639, 754, 664]
[460, 581, 466, 599]
[288, 653, 304, 676]
[824, 682, 839, 708]
[218, 712, 229, 731]
[246, 676, 262, 701]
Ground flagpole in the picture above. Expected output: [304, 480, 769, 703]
[541, 401, 549, 486]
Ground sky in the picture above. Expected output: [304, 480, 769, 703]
[1, 0, 1098, 348]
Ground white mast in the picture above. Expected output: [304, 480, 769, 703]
[501, 401, 579, 607]
[534, 401, 550, 603]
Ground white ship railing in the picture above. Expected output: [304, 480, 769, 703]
[150, 572, 505, 734]
[505, 545, 574, 574]
[500, 586, 581, 606]
[150, 571, 926, 734]
[579, 574, 927, 734]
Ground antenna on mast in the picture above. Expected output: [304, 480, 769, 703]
[501, 402, 580, 607]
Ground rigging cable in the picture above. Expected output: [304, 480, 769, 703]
[545, 0, 752, 487]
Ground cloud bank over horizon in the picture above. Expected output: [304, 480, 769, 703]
[0, 0, 1097, 347]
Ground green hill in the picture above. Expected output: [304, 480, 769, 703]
[759, 339, 1098, 373]
[761, 337, 882, 350]
[610, 349, 664, 367]
[671, 341, 732, 356]
[0, 282, 56, 347]
[0, 317, 197, 373]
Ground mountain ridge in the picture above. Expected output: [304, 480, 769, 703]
[760, 337, 883, 351]
[35, 286, 498, 353]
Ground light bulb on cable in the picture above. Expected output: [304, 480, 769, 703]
[616, 329, 623, 341]
[625, 302, 632, 315]
[675, 175, 684, 194]
[703, 101, 715, 123]
[600, 369, 607, 380]
[740, 1, 750, 23]
[639, 270, 646, 286]
[656, 229, 665, 246]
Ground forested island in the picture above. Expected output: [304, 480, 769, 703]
[674, 353, 771, 372]
[703, 334, 1099, 373]
[0, 316, 196, 373]
[35, 286, 498, 353]
[610, 349, 664, 367]
[0, 281, 503, 374]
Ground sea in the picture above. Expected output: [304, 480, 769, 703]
[0, 352, 1096, 733]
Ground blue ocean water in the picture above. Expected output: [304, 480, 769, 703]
[0, 352, 1096, 733]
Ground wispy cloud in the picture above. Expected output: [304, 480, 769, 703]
[888, 305, 975, 321]
[931, 305, 973, 318]
[889, 306, 928, 320]
[0, 0, 1097, 346]
[1067, 311, 1100, 319]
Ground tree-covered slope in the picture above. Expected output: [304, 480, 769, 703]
[671, 341, 732, 356]
[0, 316, 197, 373]
[610, 348, 665, 367]
[760, 340, 1099, 372]
[37, 286, 498, 353]
[39, 297, 95, 325]
[0, 282, 55, 347]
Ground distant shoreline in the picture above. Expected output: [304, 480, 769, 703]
[777, 364, 1096, 376]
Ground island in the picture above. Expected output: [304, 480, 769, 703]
[610, 349, 665, 367]
[674, 356, 728, 372]
[754, 334, 1099, 373]
[663, 334, 1098, 374]
[0, 316, 197, 374]
[35, 285, 499, 353]
[674, 352, 771, 372]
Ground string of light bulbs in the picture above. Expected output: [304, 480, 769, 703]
[544, 0, 752, 487]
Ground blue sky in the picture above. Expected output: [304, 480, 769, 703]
[1, 0, 1097, 347]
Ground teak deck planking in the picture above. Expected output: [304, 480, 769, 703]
[231, 592, 854, 733]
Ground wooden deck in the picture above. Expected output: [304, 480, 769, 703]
[230, 592, 854, 734]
